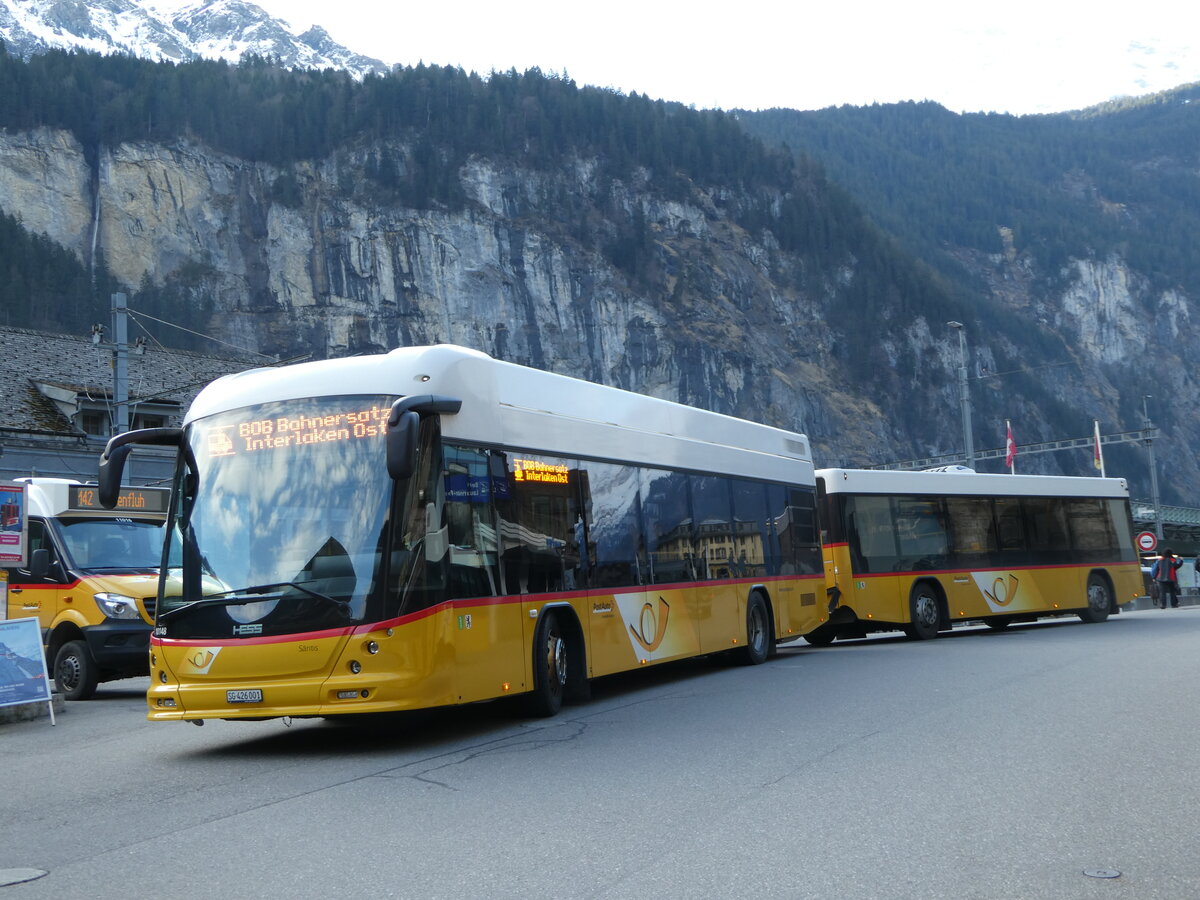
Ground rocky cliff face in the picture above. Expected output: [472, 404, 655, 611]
[0, 125, 1191, 497]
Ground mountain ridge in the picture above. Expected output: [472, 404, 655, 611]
[0, 0, 386, 76]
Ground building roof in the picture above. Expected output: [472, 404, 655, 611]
[0, 325, 261, 434]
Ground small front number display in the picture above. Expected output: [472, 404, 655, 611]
[226, 689, 263, 703]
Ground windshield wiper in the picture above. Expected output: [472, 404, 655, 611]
[156, 581, 351, 623]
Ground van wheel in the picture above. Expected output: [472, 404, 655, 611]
[1079, 574, 1112, 624]
[905, 584, 940, 640]
[525, 612, 567, 717]
[54, 640, 99, 700]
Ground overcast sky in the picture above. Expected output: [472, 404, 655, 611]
[250, 0, 1200, 115]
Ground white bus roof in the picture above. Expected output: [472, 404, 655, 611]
[816, 468, 1129, 499]
[187, 344, 813, 484]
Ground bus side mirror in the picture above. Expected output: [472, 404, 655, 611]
[98, 427, 184, 508]
[386, 411, 419, 481]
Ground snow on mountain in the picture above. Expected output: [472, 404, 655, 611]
[0, 0, 387, 77]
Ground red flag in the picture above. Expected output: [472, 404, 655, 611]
[1005, 420, 1017, 470]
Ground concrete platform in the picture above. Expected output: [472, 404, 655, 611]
[0, 692, 64, 725]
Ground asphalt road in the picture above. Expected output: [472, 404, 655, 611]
[3, 607, 1199, 899]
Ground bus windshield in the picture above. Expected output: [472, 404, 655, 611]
[162, 395, 395, 637]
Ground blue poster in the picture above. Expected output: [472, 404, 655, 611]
[0, 618, 51, 708]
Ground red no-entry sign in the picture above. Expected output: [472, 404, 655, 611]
[1136, 531, 1158, 552]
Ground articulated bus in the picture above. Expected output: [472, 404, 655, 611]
[98, 344, 826, 722]
[808, 467, 1142, 644]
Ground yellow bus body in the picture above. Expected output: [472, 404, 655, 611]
[148, 575, 826, 720]
[824, 541, 1143, 632]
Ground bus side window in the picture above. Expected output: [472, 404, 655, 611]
[994, 497, 1027, 563]
[494, 453, 579, 595]
[690, 475, 734, 581]
[947, 497, 997, 562]
[894, 497, 947, 571]
[1022, 497, 1070, 564]
[1065, 498, 1117, 564]
[639, 469, 693, 585]
[846, 496, 897, 573]
[583, 461, 642, 589]
[441, 444, 501, 600]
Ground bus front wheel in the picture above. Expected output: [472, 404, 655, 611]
[525, 611, 568, 717]
[54, 640, 99, 700]
[1080, 574, 1112, 624]
[905, 585, 941, 640]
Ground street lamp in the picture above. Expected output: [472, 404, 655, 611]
[1143, 395, 1163, 540]
[947, 321, 974, 468]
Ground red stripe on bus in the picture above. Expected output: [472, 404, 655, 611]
[151, 573, 827, 647]
[843, 560, 1136, 579]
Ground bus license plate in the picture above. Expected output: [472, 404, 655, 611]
[226, 689, 263, 703]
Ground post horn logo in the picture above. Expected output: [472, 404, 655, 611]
[629, 596, 670, 652]
[984, 574, 1019, 608]
[184, 647, 221, 674]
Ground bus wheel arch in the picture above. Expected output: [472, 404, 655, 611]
[1080, 571, 1114, 624]
[735, 590, 774, 665]
[905, 579, 945, 641]
[525, 606, 587, 716]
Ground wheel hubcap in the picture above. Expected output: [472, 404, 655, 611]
[749, 606, 766, 652]
[58, 655, 81, 690]
[549, 634, 567, 687]
[1089, 584, 1106, 611]
[915, 595, 937, 629]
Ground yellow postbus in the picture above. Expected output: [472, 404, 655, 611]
[808, 467, 1142, 644]
[98, 344, 826, 723]
[3, 478, 169, 698]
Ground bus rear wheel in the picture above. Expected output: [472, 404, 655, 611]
[525, 611, 568, 717]
[735, 592, 773, 665]
[1080, 574, 1112, 624]
[905, 584, 941, 640]
[54, 640, 99, 700]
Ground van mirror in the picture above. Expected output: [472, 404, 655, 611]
[30, 548, 49, 580]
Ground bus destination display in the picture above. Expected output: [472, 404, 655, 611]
[512, 459, 570, 484]
[207, 405, 393, 457]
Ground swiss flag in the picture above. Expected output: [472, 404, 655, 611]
[1005, 421, 1017, 470]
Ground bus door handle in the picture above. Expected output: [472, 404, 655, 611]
[952, 576, 971, 584]
[8, 585, 22, 593]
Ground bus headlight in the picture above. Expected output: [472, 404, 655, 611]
[94, 592, 141, 620]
